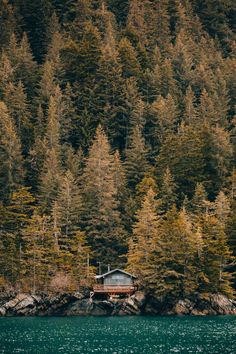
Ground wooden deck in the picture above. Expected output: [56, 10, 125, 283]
[93, 284, 135, 294]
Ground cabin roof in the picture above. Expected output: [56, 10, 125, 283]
[95, 268, 137, 279]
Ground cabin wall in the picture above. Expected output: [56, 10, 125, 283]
[103, 272, 133, 286]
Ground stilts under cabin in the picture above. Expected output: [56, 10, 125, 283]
[93, 269, 136, 296]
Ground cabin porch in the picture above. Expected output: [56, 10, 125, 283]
[93, 284, 135, 295]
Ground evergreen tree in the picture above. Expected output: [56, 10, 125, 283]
[54, 170, 82, 238]
[107, 0, 129, 27]
[21, 211, 55, 292]
[71, 230, 95, 287]
[200, 214, 234, 297]
[0, 0, 20, 48]
[125, 126, 149, 190]
[61, 83, 77, 145]
[183, 85, 198, 124]
[145, 0, 171, 52]
[6, 186, 36, 230]
[16, 0, 53, 63]
[213, 191, 231, 226]
[159, 167, 177, 213]
[3, 81, 32, 153]
[0, 53, 14, 99]
[0, 101, 25, 201]
[95, 38, 128, 149]
[6, 33, 38, 97]
[127, 188, 161, 290]
[39, 90, 63, 211]
[157, 123, 233, 197]
[158, 207, 199, 297]
[226, 200, 236, 289]
[192, 0, 235, 52]
[38, 60, 58, 110]
[191, 183, 208, 215]
[156, 124, 206, 197]
[118, 37, 141, 78]
[150, 94, 179, 144]
[112, 150, 126, 202]
[62, 22, 101, 85]
[81, 126, 126, 265]
[39, 147, 62, 212]
[0, 230, 18, 285]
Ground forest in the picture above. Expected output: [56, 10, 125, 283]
[0, 0, 235, 298]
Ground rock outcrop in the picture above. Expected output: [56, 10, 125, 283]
[144, 294, 236, 316]
[0, 291, 235, 316]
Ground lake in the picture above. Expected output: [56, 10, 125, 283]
[0, 316, 235, 353]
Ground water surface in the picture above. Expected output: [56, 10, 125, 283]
[0, 316, 235, 353]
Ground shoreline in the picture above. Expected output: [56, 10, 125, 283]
[0, 291, 235, 317]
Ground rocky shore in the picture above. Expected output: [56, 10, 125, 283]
[0, 291, 235, 317]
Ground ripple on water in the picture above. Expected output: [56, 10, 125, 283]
[0, 316, 235, 354]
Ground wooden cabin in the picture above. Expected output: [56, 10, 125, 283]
[93, 269, 136, 296]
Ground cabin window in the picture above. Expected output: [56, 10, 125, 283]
[104, 273, 132, 285]
[111, 274, 123, 279]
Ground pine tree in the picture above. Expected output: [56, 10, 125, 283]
[21, 211, 55, 292]
[158, 207, 199, 297]
[6, 186, 36, 230]
[0, 187, 36, 283]
[61, 83, 77, 145]
[157, 123, 233, 198]
[213, 191, 231, 226]
[54, 170, 82, 238]
[136, 174, 158, 205]
[192, 0, 235, 52]
[183, 85, 198, 124]
[107, 0, 129, 27]
[126, 0, 147, 48]
[62, 146, 84, 183]
[198, 89, 222, 126]
[0, 53, 14, 99]
[39, 90, 63, 211]
[175, 1, 203, 40]
[226, 200, 236, 289]
[3, 81, 32, 153]
[95, 37, 128, 149]
[16, 0, 53, 63]
[205, 125, 233, 196]
[16, 33, 38, 95]
[39, 147, 62, 212]
[81, 126, 126, 265]
[156, 124, 206, 197]
[62, 22, 101, 85]
[191, 183, 208, 215]
[159, 167, 177, 213]
[38, 60, 58, 109]
[112, 150, 126, 202]
[71, 230, 95, 287]
[124, 77, 145, 143]
[145, 0, 171, 52]
[118, 37, 141, 78]
[0, 0, 20, 48]
[127, 188, 161, 290]
[201, 214, 234, 297]
[125, 126, 149, 190]
[0, 230, 18, 285]
[0, 101, 25, 201]
[6, 33, 38, 98]
[150, 94, 179, 144]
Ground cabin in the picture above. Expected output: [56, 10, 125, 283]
[93, 269, 136, 296]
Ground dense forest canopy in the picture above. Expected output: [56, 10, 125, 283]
[0, 0, 235, 297]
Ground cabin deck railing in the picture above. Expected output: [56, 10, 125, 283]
[93, 284, 135, 293]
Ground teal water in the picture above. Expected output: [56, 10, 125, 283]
[0, 316, 235, 354]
